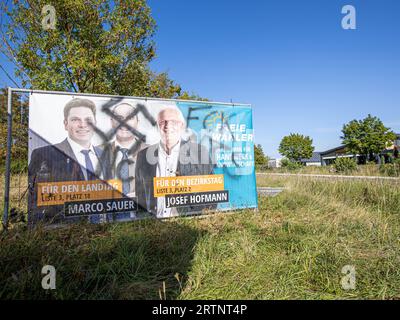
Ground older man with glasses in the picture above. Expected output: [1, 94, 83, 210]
[135, 107, 216, 218]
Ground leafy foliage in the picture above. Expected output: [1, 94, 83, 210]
[177, 91, 209, 102]
[341, 114, 396, 163]
[0, 1, 208, 173]
[280, 158, 303, 170]
[254, 144, 269, 170]
[333, 157, 357, 174]
[0, 89, 28, 173]
[379, 164, 400, 177]
[394, 147, 399, 159]
[278, 133, 314, 162]
[0, 0, 186, 98]
[379, 158, 400, 177]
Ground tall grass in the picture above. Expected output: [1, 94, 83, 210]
[257, 175, 400, 215]
[180, 177, 400, 299]
[0, 175, 399, 299]
[260, 163, 398, 177]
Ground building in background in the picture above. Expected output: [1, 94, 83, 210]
[320, 133, 400, 166]
[268, 158, 282, 168]
[319, 146, 357, 166]
[300, 152, 322, 166]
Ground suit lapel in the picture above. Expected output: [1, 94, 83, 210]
[57, 138, 78, 163]
[149, 146, 158, 211]
[93, 146, 105, 180]
[151, 146, 158, 178]
[56, 139, 84, 181]
[177, 140, 190, 176]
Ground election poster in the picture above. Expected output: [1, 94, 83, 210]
[28, 92, 258, 225]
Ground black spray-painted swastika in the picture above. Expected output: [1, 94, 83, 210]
[89, 98, 157, 185]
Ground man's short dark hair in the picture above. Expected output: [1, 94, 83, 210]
[64, 98, 96, 120]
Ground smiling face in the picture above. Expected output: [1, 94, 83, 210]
[158, 108, 184, 150]
[111, 104, 138, 143]
[64, 106, 96, 147]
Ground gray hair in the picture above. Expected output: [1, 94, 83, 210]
[157, 107, 186, 127]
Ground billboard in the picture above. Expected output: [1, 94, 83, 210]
[28, 92, 257, 225]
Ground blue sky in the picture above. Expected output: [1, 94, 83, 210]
[1, 0, 399, 158]
[147, 0, 400, 158]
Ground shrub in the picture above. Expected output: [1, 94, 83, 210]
[281, 158, 303, 171]
[379, 163, 400, 177]
[0, 158, 27, 174]
[333, 157, 357, 174]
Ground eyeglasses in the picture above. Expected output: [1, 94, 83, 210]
[113, 115, 137, 122]
[158, 120, 182, 127]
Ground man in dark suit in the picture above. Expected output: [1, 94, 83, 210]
[100, 102, 148, 221]
[29, 98, 111, 224]
[135, 107, 216, 218]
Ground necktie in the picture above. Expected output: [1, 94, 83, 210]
[119, 148, 130, 195]
[81, 150, 95, 181]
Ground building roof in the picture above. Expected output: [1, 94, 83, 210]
[319, 145, 348, 156]
[316, 134, 400, 158]
[300, 152, 321, 163]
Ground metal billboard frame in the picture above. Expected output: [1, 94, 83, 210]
[2, 87, 252, 229]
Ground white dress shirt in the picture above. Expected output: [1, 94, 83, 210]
[67, 137, 101, 180]
[156, 141, 180, 218]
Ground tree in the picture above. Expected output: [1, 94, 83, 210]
[0, 0, 182, 98]
[0, 88, 29, 172]
[341, 114, 396, 163]
[394, 146, 399, 159]
[278, 133, 314, 162]
[254, 144, 269, 169]
[333, 157, 357, 173]
[177, 91, 209, 102]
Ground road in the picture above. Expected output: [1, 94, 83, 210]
[256, 187, 285, 197]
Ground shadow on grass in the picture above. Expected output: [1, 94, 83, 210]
[0, 218, 204, 299]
